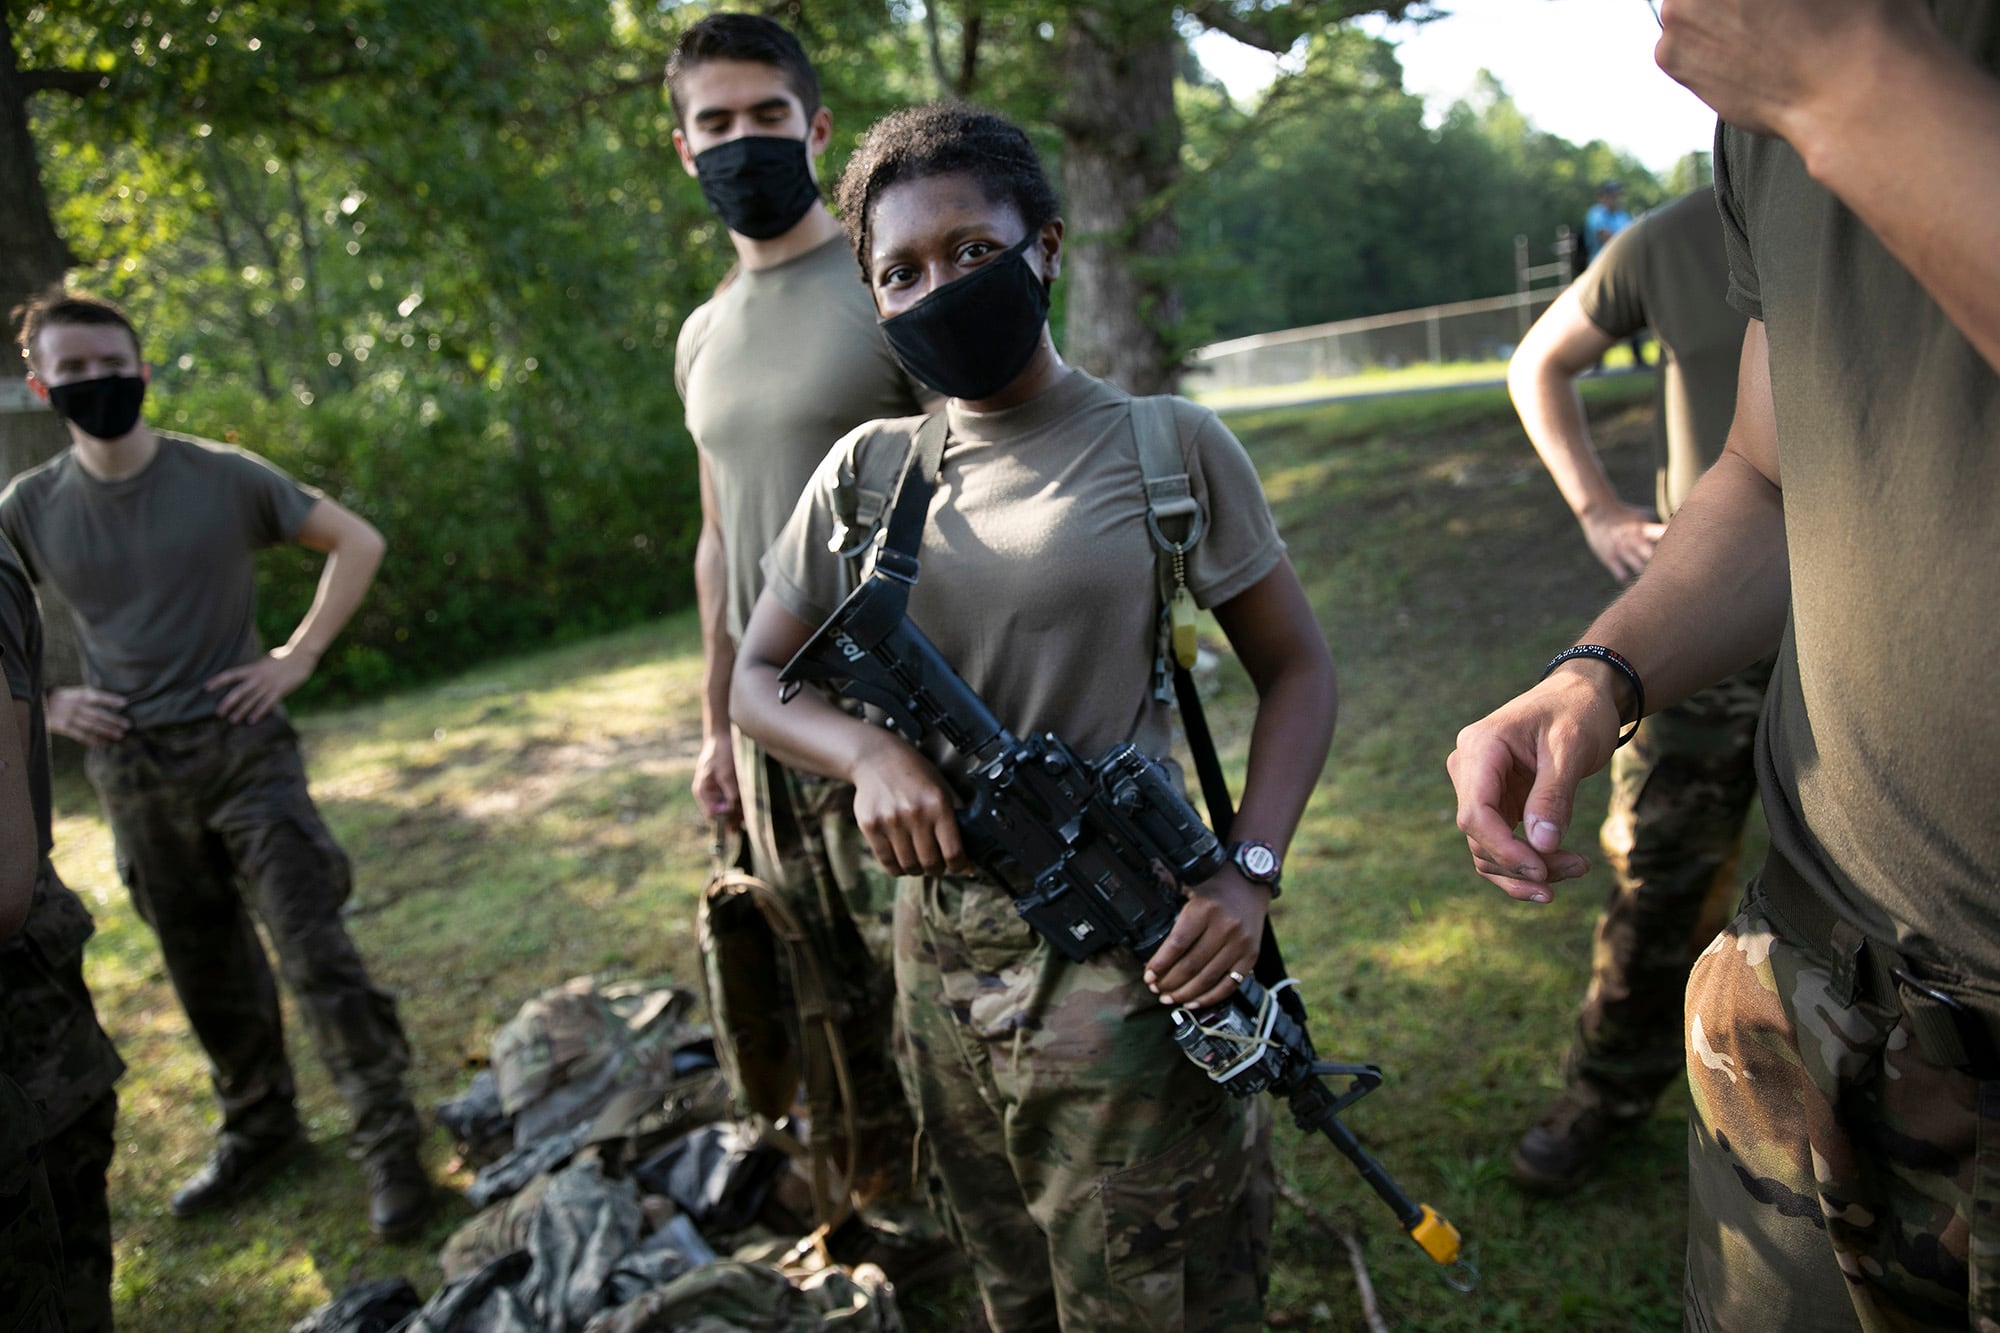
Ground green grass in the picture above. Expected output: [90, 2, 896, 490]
[60, 371, 1729, 1330]
[1191, 342, 1655, 413]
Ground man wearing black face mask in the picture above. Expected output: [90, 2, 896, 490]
[666, 14, 934, 1235]
[1, 291, 432, 1241]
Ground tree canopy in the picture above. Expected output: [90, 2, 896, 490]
[1177, 29, 1665, 344]
[10, 1, 1671, 699]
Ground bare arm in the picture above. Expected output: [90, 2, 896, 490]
[206, 497, 385, 723]
[1507, 286, 1665, 582]
[1143, 559, 1339, 1009]
[692, 455, 740, 825]
[731, 590, 967, 875]
[1658, 0, 2000, 372]
[0, 695, 35, 939]
[1447, 321, 1789, 901]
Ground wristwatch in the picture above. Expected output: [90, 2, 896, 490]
[1228, 840, 1282, 897]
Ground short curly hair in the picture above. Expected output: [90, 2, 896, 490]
[13, 289, 142, 371]
[834, 103, 1059, 279]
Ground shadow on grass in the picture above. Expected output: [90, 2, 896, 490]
[1222, 382, 1740, 1331]
[66, 381, 1720, 1331]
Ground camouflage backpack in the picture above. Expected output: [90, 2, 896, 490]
[697, 827, 858, 1233]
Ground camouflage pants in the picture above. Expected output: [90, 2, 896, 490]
[733, 729, 914, 1203]
[1565, 657, 1773, 1115]
[1685, 895, 2000, 1331]
[1, 861, 122, 1332]
[85, 712, 419, 1162]
[40, 1091, 115, 1333]
[896, 873, 1272, 1332]
[0, 1076, 64, 1333]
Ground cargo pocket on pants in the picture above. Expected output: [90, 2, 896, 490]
[1099, 1098, 1249, 1333]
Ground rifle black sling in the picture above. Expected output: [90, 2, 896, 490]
[874, 409, 1305, 1025]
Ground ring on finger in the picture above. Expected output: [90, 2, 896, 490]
[1228, 970, 1246, 985]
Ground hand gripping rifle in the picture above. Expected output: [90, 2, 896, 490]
[776, 544, 1469, 1278]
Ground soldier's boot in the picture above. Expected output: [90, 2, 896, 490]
[1508, 1082, 1647, 1195]
[170, 1130, 305, 1218]
[364, 1146, 432, 1241]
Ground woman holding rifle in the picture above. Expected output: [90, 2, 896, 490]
[732, 103, 1336, 1332]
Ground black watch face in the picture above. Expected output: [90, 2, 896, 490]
[1236, 842, 1279, 882]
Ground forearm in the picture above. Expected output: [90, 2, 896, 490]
[288, 529, 383, 658]
[1212, 562, 1339, 853]
[1782, 22, 2000, 373]
[1510, 360, 1623, 524]
[732, 660, 875, 781]
[1229, 663, 1337, 855]
[730, 598, 885, 785]
[694, 524, 734, 739]
[1571, 449, 1788, 711]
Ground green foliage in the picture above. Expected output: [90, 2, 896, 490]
[16, 1, 1660, 698]
[25, 0, 726, 699]
[1177, 32, 1664, 344]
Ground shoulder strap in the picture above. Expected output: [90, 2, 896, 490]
[875, 412, 949, 581]
[827, 414, 949, 578]
[1128, 396, 1237, 842]
[1130, 396, 1201, 553]
[1128, 397, 1206, 701]
[1129, 400, 1303, 1023]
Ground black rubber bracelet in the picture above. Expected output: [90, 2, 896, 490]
[1541, 644, 1645, 748]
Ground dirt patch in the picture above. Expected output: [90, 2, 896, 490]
[460, 725, 697, 820]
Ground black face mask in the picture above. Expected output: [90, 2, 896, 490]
[879, 234, 1051, 401]
[47, 375, 147, 440]
[693, 135, 820, 240]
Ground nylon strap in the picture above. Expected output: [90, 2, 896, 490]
[1130, 396, 1203, 701]
[1143, 409, 1306, 1029]
[875, 412, 951, 582]
[1130, 396, 1197, 534]
[1173, 662, 1235, 839]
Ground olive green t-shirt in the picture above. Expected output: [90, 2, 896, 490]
[1574, 188, 1747, 517]
[0, 433, 321, 729]
[1716, 7, 2000, 973]
[676, 235, 929, 642]
[760, 369, 1286, 779]
[0, 538, 50, 857]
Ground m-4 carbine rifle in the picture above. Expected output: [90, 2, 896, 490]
[778, 574, 1467, 1275]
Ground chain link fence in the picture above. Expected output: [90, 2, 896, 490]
[1184, 290, 1563, 400]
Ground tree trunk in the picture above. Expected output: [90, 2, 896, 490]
[1, 8, 85, 685]
[0, 7, 71, 327]
[1057, 2, 1182, 395]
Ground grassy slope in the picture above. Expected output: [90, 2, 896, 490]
[59, 373, 1754, 1330]
[1188, 343, 1652, 414]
